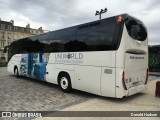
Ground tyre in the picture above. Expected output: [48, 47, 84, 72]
[15, 68, 19, 78]
[59, 73, 72, 93]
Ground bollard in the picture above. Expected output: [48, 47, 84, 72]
[155, 81, 160, 97]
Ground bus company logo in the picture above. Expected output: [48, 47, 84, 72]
[55, 53, 83, 60]
[130, 56, 144, 60]
[55, 53, 84, 64]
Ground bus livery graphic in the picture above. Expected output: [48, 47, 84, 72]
[19, 53, 49, 81]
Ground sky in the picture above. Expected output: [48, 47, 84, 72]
[0, 0, 159, 45]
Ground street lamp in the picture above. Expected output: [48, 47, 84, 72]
[95, 7, 108, 20]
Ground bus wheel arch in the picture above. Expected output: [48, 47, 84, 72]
[58, 72, 72, 93]
[14, 66, 19, 78]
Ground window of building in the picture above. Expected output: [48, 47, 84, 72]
[8, 25, 12, 30]
[1, 57, 5, 62]
[1, 41, 5, 48]
[26, 29, 30, 33]
[30, 29, 33, 34]
[8, 33, 11, 39]
[14, 27, 18, 31]
[21, 28, 24, 32]
[1, 24, 5, 29]
[0, 32, 5, 39]
[14, 34, 18, 40]
[38, 31, 43, 35]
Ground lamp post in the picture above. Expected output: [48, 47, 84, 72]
[95, 7, 108, 20]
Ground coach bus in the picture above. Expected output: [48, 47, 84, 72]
[6, 14, 148, 98]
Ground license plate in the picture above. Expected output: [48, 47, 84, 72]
[133, 81, 139, 86]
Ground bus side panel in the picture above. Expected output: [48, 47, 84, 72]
[101, 67, 116, 97]
[46, 53, 56, 84]
[74, 51, 116, 96]
[7, 54, 21, 75]
[100, 50, 116, 97]
[79, 51, 116, 67]
[46, 63, 55, 84]
[75, 65, 101, 95]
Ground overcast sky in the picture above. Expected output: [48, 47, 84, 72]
[0, 0, 159, 45]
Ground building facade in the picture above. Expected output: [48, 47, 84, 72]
[0, 19, 44, 62]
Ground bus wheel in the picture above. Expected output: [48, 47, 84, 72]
[59, 73, 72, 93]
[15, 68, 19, 78]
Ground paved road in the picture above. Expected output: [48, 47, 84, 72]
[0, 67, 159, 114]
[0, 67, 94, 111]
[36, 76, 160, 120]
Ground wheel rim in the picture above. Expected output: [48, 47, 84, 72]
[60, 77, 68, 90]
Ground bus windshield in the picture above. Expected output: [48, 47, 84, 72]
[123, 15, 147, 41]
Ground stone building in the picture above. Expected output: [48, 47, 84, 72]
[0, 19, 44, 62]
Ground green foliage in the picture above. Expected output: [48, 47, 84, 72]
[149, 53, 160, 71]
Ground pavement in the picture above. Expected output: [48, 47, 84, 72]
[0, 67, 160, 120]
[0, 67, 94, 112]
[35, 77, 160, 120]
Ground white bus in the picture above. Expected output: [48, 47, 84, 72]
[6, 14, 148, 98]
